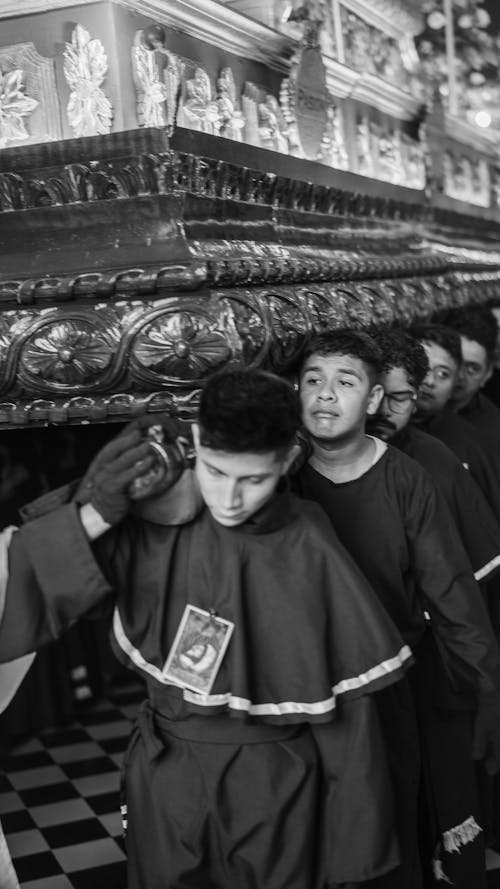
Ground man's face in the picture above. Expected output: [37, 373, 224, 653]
[299, 353, 383, 445]
[450, 335, 492, 410]
[415, 341, 459, 418]
[193, 425, 294, 527]
[368, 366, 417, 442]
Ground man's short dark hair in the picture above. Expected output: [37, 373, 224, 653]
[377, 328, 429, 389]
[299, 330, 383, 384]
[198, 368, 301, 454]
[412, 323, 462, 367]
[443, 306, 497, 363]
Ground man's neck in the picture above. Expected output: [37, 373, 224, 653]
[308, 432, 376, 483]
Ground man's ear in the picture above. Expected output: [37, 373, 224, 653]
[367, 383, 384, 416]
[192, 423, 200, 450]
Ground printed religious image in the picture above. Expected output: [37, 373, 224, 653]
[163, 605, 235, 695]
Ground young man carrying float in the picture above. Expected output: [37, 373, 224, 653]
[0, 369, 411, 889]
[411, 323, 500, 519]
[366, 326, 500, 887]
[444, 305, 500, 459]
[291, 330, 500, 889]
[368, 327, 500, 588]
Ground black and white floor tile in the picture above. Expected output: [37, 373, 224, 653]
[0, 681, 142, 889]
[1, 679, 500, 888]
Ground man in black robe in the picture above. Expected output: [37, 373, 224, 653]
[444, 305, 500, 458]
[291, 330, 500, 889]
[0, 369, 413, 889]
[367, 327, 500, 586]
[411, 323, 500, 519]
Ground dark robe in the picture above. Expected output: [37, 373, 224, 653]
[459, 392, 500, 455]
[0, 486, 411, 889]
[0, 426, 119, 741]
[293, 445, 500, 889]
[417, 410, 500, 521]
[483, 368, 500, 409]
[392, 425, 500, 584]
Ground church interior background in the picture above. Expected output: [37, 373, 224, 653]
[1, 0, 500, 885]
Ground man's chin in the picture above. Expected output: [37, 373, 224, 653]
[209, 509, 250, 527]
[369, 425, 393, 442]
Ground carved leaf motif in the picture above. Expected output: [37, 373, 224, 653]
[133, 42, 167, 128]
[0, 69, 38, 148]
[22, 320, 113, 386]
[63, 25, 113, 137]
[133, 312, 231, 380]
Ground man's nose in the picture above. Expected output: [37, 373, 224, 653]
[317, 384, 337, 401]
[422, 370, 435, 388]
[221, 480, 242, 509]
[378, 396, 392, 416]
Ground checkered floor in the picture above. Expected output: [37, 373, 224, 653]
[1, 679, 500, 889]
[0, 680, 143, 889]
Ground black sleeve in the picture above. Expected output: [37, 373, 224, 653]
[405, 475, 500, 694]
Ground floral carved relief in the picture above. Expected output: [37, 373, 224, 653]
[63, 25, 113, 138]
[131, 311, 231, 383]
[0, 68, 38, 149]
[20, 319, 115, 389]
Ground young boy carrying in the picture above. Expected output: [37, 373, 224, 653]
[0, 369, 411, 889]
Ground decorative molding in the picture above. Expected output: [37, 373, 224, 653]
[131, 27, 183, 131]
[0, 268, 498, 426]
[178, 66, 221, 134]
[0, 68, 37, 149]
[63, 25, 113, 138]
[323, 57, 421, 122]
[0, 0, 95, 14]
[0, 43, 61, 145]
[444, 113, 500, 156]
[341, 0, 424, 40]
[119, 0, 295, 73]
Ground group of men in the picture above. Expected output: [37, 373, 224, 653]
[1, 303, 500, 888]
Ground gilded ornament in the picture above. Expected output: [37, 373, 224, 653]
[21, 319, 114, 388]
[180, 68, 221, 135]
[216, 69, 245, 142]
[63, 25, 113, 138]
[0, 68, 38, 148]
[132, 311, 231, 381]
[131, 27, 182, 133]
[257, 95, 288, 154]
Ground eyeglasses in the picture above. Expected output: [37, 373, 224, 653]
[382, 392, 417, 414]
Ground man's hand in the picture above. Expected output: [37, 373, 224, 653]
[472, 690, 500, 775]
[77, 428, 155, 526]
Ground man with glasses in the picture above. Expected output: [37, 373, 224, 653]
[292, 329, 500, 889]
[411, 323, 500, 519]
[369, 327, 500, 587]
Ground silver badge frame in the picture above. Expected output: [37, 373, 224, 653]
[163, 604, 234, 695]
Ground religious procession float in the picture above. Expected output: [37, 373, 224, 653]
[0, 0, 499, 426]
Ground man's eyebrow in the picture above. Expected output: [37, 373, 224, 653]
[301, 364, 324, 374]
[201, 457, 271, 480]
[302, 363, 362, 378]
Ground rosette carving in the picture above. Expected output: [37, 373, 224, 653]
[131, 310, 231, 384]
[19, 317, 118, 392]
